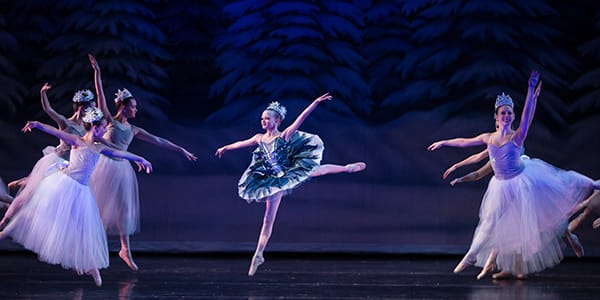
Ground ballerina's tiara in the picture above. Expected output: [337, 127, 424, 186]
[82, 107, 104, 123]
[495, 93, 514, 110]
[114, 88, 134, 103]
[266, 101, 287, 120]
[72, 89, 94, 103]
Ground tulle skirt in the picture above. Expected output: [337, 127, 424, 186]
[90, 155, 139, 235]
[4, 171, 109, 274]
[238, 131, 324, 203]
[466, 158, 594, 275]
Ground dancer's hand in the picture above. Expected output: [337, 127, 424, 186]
[215, 146, 227, 158]
[136, 159, 153, 174]
[528, 70, 540, 90]
[533, 80, 542, 98]
[443, 165, 457, 179]
[181, 148, 197, 161]
[314, 92, 332, 103]
[21, 121, 40, 133]
[427, 141, 445, 151]
[89, 54, 100, 72]
[450, 178, 461, 186]
[40, 82, 51, 94]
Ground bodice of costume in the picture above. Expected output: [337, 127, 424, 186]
[257, 138, 288, 177]
[63, 145, 100, 185]
[55, 122, 86, 159]
[488, 141, 524, 180]
[104, 120, 134, 151]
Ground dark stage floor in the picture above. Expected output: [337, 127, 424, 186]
[0, 252, 599, 299]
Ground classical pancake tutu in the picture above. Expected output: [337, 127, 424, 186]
[90, 155, 139, 235]
[471, 158, 594, 274]
[4, 171, 109, 274]
[238, 131, 324, 203]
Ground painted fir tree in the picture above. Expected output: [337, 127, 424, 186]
[209, 0, 371, 123]
[0, 10, 28, 119]
[37, 0, 171, 120]
[572, 8, 600, 120]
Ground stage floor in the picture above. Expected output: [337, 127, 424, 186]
[0, 252, 598, 299]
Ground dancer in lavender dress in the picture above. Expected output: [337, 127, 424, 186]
[428, 70, 600, 279]
[1, 83, 99, 228]
[0, 107, 152, 286]
[88, 54, 196, 271]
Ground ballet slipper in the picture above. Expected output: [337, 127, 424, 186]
[491, 271, 511, 280]
[345, 162, 366, 173]
[453, 255, 475, 273]
[119, 249, 139, 271]
[566, 232, 584, 257]
[477, 255, 497, 280]
[515, 273, 528, 280]
[88, 269, 102, 287]
[248, 255, 265, 276]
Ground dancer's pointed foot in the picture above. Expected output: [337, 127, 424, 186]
[88, 269, 102, 287]
[477, 256, 497, 280]
[248, 255, 264, 276]
[491, 271, 511, 280]
[119, 249, 139, 271]
[453, 255, 475, 273]
[345, 162, 366, 173]
[566, 232, 584, 257]
[515, 273, 528, 280]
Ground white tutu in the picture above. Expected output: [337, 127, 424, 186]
[91, 155, 140, 235]
[5, 171, 109, 274]
[469, 158, 594, 274]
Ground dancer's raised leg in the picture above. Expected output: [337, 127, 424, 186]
[310, 162, 366, 177]
[119, 233, 138, 271]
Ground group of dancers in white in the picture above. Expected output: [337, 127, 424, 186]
[0, 61, 598, 287]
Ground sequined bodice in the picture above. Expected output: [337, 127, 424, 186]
[488, 141, 524, 180]
[62, 145, 100, 185]
[104, 120, 134, 151]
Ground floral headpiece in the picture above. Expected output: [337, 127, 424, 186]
[82, 107, 104, 123]
[72, 89, 94, 103]
[114, 88, 134, 103]
[495, 93, 514, 110]
[266, 101, 287, 120]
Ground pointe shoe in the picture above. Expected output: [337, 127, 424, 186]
[346, 162, 366, 173]
[119, 249, 139, 271]
[88, 269, 102, 287]
[515, 273, 528, 280]
[491, 271, 511, 280]
[248, 255, 264, 276]
[453, 255, 475, 273]
[567, 233, 584, 257]
[477, 260, 496, 280]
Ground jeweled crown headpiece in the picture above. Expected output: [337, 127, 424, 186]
[72, 89, 94, 103]
[266, 101, 287, 120]
[495, 93, 514, 110]
[114, 88, 134, 103]
[82, 107, 104, 123]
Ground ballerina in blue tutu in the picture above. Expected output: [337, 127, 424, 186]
[428, 70, 600, 279]
[216, 93, 366, 276]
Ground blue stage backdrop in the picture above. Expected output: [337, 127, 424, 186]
[1, 1, 599, 255]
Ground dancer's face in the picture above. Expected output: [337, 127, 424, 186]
[123, 99, 138, 118]
[495, 106, 514, 128]
[92, 119, 107, 138]
[261, 110, 280, 130]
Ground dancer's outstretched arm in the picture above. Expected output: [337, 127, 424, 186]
[428, 133, 489, 151]
[443, 149, 488, 179]
[513, 70, 541, 146]
[132, 127, 197, 161]
[450, 162, 493, 186]
[215, 134, 261, 158]
[39, 83, 69, 128]
[89, 54, 114, 123]
[98, 146, 153, 173]
[280, 92, 332, 141]
[22, 121, 83, 147]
